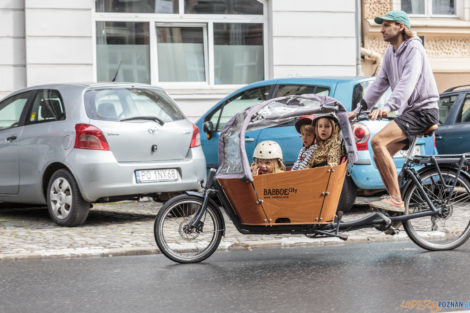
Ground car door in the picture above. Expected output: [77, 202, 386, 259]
[18, 89, 68, 198]
[201, 85, 272, 169]
[436, 93, 470, 154]
[256, 84, 330, 167]
[0, 91, 34, 195]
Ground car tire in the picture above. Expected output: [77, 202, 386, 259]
[337, 175, 357, 213]
[46, 169, 90, 226]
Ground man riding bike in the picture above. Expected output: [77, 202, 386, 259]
[348, 10, 439, 212]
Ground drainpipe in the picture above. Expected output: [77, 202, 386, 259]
[355, 0, 362, 76]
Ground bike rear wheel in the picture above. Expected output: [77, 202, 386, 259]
[154, 195, 223, 263]
[403, 168, 470, 250]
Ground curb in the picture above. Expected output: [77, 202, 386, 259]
[0, 232, 411, 261]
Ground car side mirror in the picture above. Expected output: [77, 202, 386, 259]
[203, 121, 214, 139]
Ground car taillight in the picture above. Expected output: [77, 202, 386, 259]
[74, 124, 109, 150]
[190, 124, 201, 148]
[353, 123, 370, 151]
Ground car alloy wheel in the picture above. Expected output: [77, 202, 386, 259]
[49, 177, 73, 220]
[47, 169, 90, 226]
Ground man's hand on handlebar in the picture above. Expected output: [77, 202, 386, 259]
[369, 109, 388, 120]
[348, 111, 357, 121]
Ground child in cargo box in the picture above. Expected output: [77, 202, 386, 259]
[291, 115, 316, 171]
[251, 140, 286, 176]
[308, 113, 344, 168]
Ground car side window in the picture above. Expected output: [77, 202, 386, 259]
[27, 89, 66, 124]
[354, 81, 392, 112]
[0, 91, 32, 130]
[438, 95, 458, 124]
[276, 85, 329, 97]
[209, 86, 270, 132]
[457, 94, 470, 124]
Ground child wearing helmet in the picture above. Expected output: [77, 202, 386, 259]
[308, 113, 344, 168]
[291, 115, 316, 171]
[251, 140, 286, 176]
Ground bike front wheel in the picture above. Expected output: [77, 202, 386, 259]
[403, 168, 470, 250]
[154, 195, 223, 263]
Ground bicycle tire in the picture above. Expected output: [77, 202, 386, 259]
[154, 195, 223, 263]
[403, 168, 470, 250]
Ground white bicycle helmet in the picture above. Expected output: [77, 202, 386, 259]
[253, 140, 283, 161]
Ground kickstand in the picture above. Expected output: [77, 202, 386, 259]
[335, 211, 348, 241]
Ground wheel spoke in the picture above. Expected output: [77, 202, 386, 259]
[154, 197, 222, 263]
[404, 169, 470, 250]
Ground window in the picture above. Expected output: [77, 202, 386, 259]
[214, 23, 263, 84]
[96, 22, 150, 84]
[157, 26, 206, 82]
[84, 88, 185, 122]
[401, 0, 455, 16]
[437, 94, 458, 124]
[27, 90, 66, 124]
[95, 0, 265, 86]
[356, 81, 392, 111]
[96, 0, 179, 14]
[0, 92, 32, 130]
[276, 85, 330, 98]
[457, 94, 470, 123]
[184, 0, 262, 14]
[208, 86, 270, 131]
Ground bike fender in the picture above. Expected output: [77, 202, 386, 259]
[402, 165, 470, 196]
[417, 165, 470, 181]
[185, 191, 226, 236]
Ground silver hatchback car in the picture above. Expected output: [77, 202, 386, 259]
[0, 83, 206, 226]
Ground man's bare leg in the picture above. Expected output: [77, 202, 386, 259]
[370, 121, 407, 202]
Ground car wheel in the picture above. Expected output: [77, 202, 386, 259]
[337, 175, 357, 213]
[47, 169, 90, 226]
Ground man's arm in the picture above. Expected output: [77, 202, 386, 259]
[353, 58, 390, 114]
[381, 47, 422, 113]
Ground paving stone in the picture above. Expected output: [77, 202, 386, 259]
[0, 198, 467, 260]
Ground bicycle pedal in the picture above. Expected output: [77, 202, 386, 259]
[384, 227, 399, 236]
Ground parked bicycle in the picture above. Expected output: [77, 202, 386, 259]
[154, 94, 470, 263]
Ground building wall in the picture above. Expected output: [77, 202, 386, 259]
[1, 0, 359, 120]
[362, 0, 470, 93]
[24, 0, 94, 87]
[0, 0, 26, 100]
[270, 0, 358, 78]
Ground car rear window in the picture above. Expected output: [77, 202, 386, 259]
[84, 88, 185, 122]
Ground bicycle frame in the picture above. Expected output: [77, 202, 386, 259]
[187, 148, 470, 242]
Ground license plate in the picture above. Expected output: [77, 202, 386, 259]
[135, 169, 179, 183]
[393, 145, 421, 158]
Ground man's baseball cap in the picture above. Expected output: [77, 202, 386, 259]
[375, 10, 411, 29]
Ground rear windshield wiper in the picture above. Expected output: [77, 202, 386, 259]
[120, 116, 165, 125]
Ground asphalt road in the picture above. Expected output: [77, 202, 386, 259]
[1, 241, 470, 313]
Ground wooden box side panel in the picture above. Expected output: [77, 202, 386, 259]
[253, 167, 331, 224]
[319, 162, 348, 223]
[218, 178, 268, 225]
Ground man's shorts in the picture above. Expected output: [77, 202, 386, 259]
[394, 108, 439, 150]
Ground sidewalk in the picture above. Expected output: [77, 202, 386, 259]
[0, 197, 410, 260]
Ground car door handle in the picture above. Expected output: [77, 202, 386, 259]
[6, 136, 17, 142]
[245, 137, 255, 142]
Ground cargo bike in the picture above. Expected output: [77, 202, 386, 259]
[154, 94, 470, 263]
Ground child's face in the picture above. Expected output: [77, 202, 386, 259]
[300, 128, 315, 147]
[256, 159, 275, 175]
[316, 118, 333, 141]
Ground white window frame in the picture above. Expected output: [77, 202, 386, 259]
[395, 0, 459, 17]
[92, 0, 268, 89]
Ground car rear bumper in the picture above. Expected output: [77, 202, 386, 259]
[351, 164, 387, 190]
[68, 148, 207, 202]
